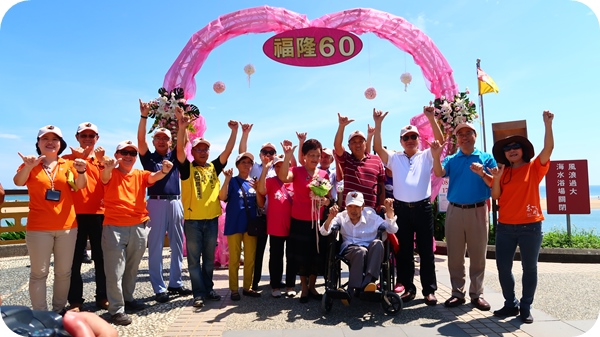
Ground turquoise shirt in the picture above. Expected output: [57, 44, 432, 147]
[442, 148, 496, 204]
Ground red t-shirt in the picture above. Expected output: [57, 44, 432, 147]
[496, 156, 550, 224]
[290, 166, 328, 221]
[102, 169, 153, 226]
[265, 176, 293, 236]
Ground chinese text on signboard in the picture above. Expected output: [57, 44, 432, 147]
[545, 160, 590, 214]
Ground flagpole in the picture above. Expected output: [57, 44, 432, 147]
[476, 59, 488, 152]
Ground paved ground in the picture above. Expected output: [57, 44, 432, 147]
[1, 248, 599, 337]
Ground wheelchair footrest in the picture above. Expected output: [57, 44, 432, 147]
[326, 289, 351, 300]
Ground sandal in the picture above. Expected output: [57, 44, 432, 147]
[230, 292, 241, 301]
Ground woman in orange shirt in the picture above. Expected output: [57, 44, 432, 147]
[489, 111, 554, 324]
[13, 125, 88, 312]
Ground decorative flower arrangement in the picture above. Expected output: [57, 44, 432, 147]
[147, 87, 200, 148]
[308, 176, 332, 198]
[433, 89, 478, 136]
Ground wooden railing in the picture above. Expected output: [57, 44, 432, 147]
[0, 189, 29, 245]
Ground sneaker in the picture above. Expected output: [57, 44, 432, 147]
[155, 292, 170, 303]
[206, 290, 222, 301]
[95, 298, 109, 310]
[192, 297, 204, 308]
[393, 283, 405, 294]
[272, 289, 282, 298]
[167, 286, 193, 296]
[111, 313, 132, 326]
[286, 289, 297, 298]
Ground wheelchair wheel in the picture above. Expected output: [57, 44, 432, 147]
[381, 291, 402, 315]
[321, 292, 333, 314]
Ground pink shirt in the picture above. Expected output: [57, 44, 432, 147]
[265, 177, 293, 236]
[290, 166, 329, 221]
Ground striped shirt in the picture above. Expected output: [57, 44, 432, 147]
[335, 152, 385, 208]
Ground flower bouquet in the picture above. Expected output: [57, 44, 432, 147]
[309, 176, 332, 198]
[308, 175, 332, 253]
[147, 87, 200, 149]
[433, 89, 478, 139]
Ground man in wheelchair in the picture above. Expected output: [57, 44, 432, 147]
[320, 191, 397, 300]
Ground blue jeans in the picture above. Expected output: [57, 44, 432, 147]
[495, 222, 542, 311]
[184, 218, 218, 298]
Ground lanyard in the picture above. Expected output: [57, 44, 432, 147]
[42, 162, 59, 190]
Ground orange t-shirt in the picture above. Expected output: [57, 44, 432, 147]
[496, 156, 550, 224]
[18, 159, 78, 231]
[63, 154, 104, 214]
[102, 169, 153, 226]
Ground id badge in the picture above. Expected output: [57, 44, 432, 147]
[45, 189, 61, 202]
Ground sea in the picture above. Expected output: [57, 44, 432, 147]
[2, 186, 600, 233]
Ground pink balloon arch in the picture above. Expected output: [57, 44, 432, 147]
[163, 6, 458, 100]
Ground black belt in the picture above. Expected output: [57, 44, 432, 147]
[449, 201, 486, 209]
[149, 195, 181, 200]
[394, 198, 430, 208]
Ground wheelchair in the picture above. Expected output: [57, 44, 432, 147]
[321, 225, 402, 315]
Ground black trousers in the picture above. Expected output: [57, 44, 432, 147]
[394, 200, 438, 296]
[252, 232, 268, 289]
[68, 214, 106, 304]
[268, 235, 296, 288]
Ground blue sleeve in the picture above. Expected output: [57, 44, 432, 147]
[139, 151, 154, 171]
[484, 153, 497, 170]
[442, 155, 451, 177]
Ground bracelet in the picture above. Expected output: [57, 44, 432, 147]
[77, 169, 86, 174]
[140, 115, 148, 119]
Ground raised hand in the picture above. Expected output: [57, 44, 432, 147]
[372, 108, 389, 124]
[103, 157, 120, 170]
[490, 164, 505, 179]
[228, 120, 239, 130]
[337, 112, 355, 126]
[296, 131, 307, 143]
[327, 204, 339, 219]
[367, 124, 375, 136]
[423, 105, 435, 119]
[161, 160, 174, 173]
[178, 113, 191, 129]
[470, 162, 486, 177]
[543, 110, 554, 125]
[223, 168, 234, 177]
[427, 140, 445, 158]
[280, 141, 297, 155]
[18, 152, 44, 168]
[94, 147, 105, 162]
[69, 146, 93, 159]
[139, 98, 150, 117]
[383, 198, 394, 210]
[73, 158, 87, 173]
[240, 122, 253, 134]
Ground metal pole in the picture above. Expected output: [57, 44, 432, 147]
[566, 214, 572, 240]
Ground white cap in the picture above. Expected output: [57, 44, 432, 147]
[322, 148, 333, 156]
[153, 128, 172, 139]
[235, 152, 254, 164]
[273, 154, 285, 165]
[38, 125, 63, 139]
[191, 138, 211, 148]
[400, 125, 419, 137]
[345, 191, 365, 207]
[454, 123, 477, 135]
[76, 122, 98, 134]
[347, 130, 366, 142]
[261, 142, 276, 151]
[116, 140, 139, 152]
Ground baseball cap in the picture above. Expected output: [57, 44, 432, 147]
[345, 191, 365, 207]
[116, 140, 139, 152]
[454, 123, 477, 135]
[400, 125, 420, 137]
[191, 138, 211, 148]
[347, 130, 366, 142]
[261, 142, 276, 151]
[76, 122, 98, 134]
[322, 148, 333, 156]
[38, 125, 64, 139]
[273, 154, 285, 165]
[235, 152, 254, 165]
[153, 128, 172, 139]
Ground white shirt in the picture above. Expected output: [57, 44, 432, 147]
[319, 166, 338, 200]
[387, 149, 433, 202]
[320, 207, 398, 253]
[250, 162, 276, 180]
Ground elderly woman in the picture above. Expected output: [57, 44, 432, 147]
[13, 125, 88, 312]
[219, 152, 261, 300]
[278, 138, 332, 303]
[489, 111, 554, 324]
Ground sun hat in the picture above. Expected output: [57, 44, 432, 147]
[235, 152, 254, 165]
[322, 148, 333, 156]
[261, 142, 276, 151]
[37, 125, 67, 155]
[191, 138, 210, 148]
[345, 191, 365, 207]
[76, 122, 99, 134]
[273, 154, 285, 165]
[400, 125, 419, 137]
[153, 128, 172, 139]
[347, 130, 366, 142]
[116, 140, 139, 152]
[492, 135, 535, 165]
[453, 123, 477, 135]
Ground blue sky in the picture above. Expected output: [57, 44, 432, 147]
[0, 0, 599, 189]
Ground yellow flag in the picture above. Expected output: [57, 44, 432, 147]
[478, 68, 499, 95]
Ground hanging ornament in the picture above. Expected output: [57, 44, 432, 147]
[364, 87, 377, 100]
[213, 81, 226, 94]
[400, 72, 412, 92]
[243, 64, 255, 87]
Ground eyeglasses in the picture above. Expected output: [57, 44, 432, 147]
[261, 149, 276, 155]
[457, 131, 475, 138]
[503, 143, 522, 152]
[78, 134, 97, 139]
[192, 148, 209, 153]
[154, 137, 170, 142]
[117, 150, 138, 156]
[402, 134, 419, 141]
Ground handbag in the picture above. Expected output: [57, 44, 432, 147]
[237, 178, 267, 237]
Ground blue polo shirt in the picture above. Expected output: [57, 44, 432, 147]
[442, 148, 496, 204]
[140, 149, 180, 196]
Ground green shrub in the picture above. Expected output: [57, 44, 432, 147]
[542, 227, 600, 249]
[0, 219, 26, 241]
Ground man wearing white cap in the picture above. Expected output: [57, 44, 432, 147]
[100, 140, 173, 325]
[138, 102, 191, 304]
[334, 114, 386, 211]
[320, 191, 397, 302]
[64, 122, 109, 311]
[373, 107, 444, 306]
[432, 122, 497, 311]
[176, 116, 239, 308]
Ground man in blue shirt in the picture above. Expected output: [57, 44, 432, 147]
[432, 123, 496, 311]
[139, 102, 191, 303]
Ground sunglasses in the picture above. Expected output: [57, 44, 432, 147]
[402, 134, 419, 141]
[78, 134, 97, 139]
[503, 143, 522, 152]
[261, 149, 276, 155]
[192, 148, 209, 153]
[117, 150, 138, 156]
